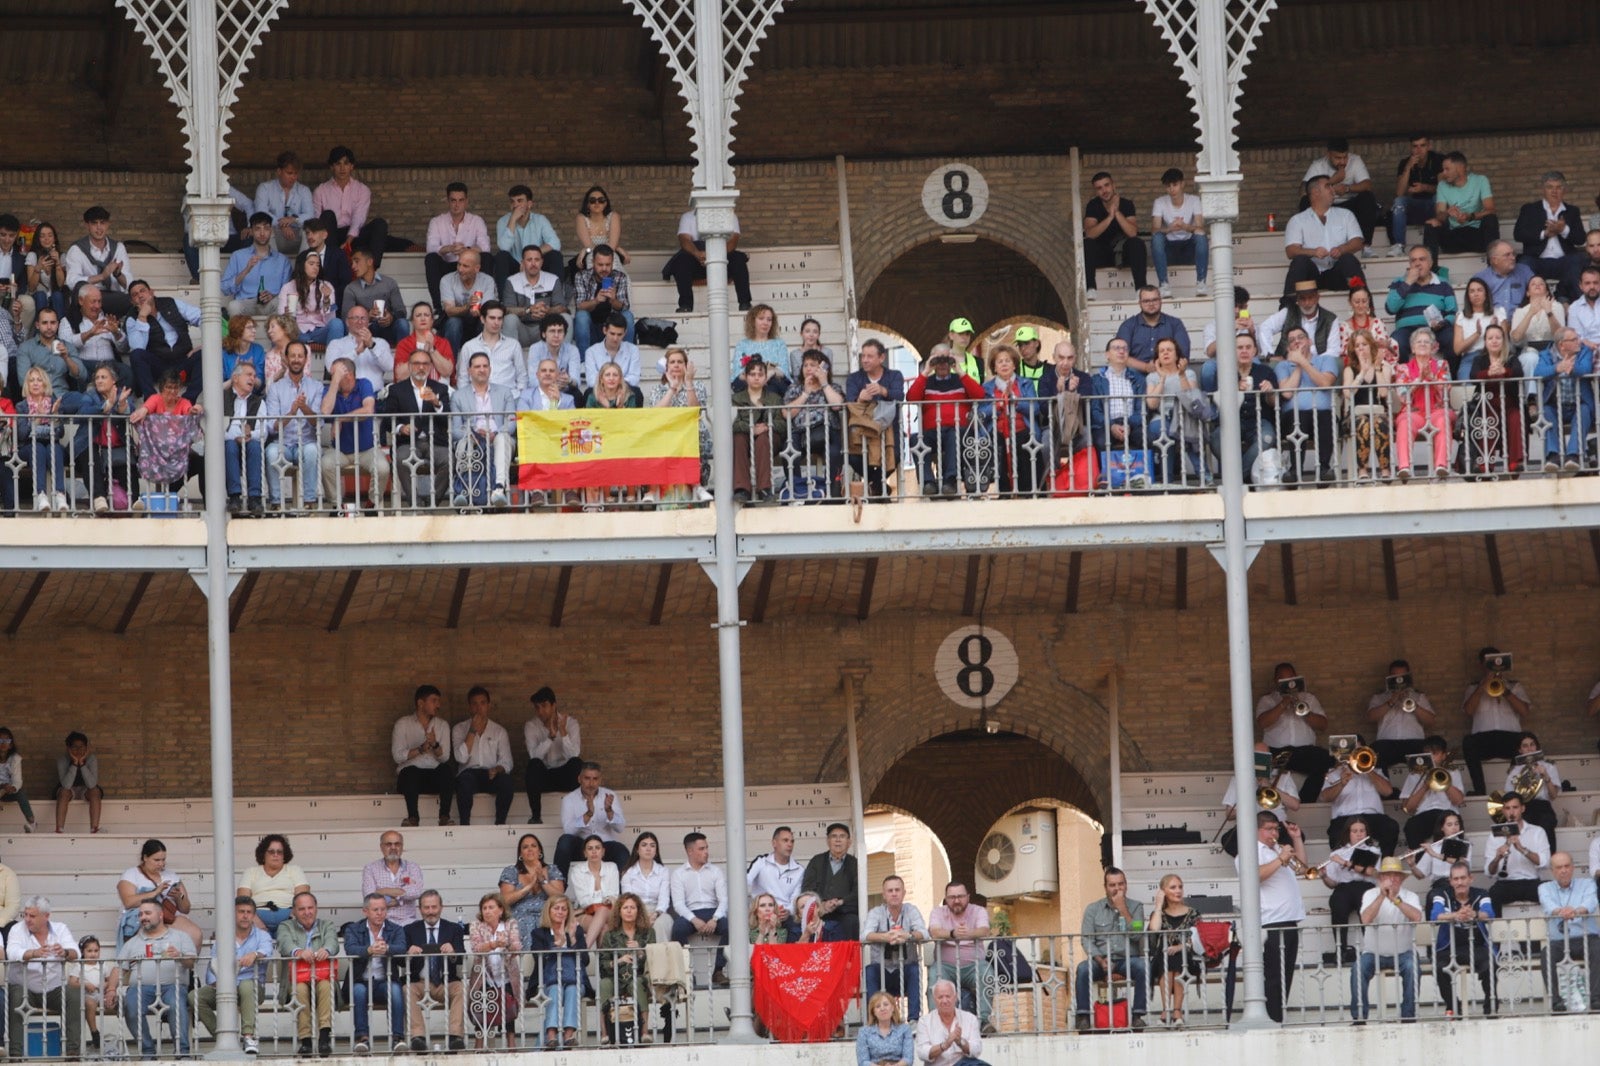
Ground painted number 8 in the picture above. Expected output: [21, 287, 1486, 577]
[956, 633, 994, 697]
[942, 170, 973, 220]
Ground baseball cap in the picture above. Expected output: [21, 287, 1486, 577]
[1014, 326, 1039, 344]
[948, 317, 975, 334]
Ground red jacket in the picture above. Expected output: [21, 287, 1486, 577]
[908, 372, 984, 429]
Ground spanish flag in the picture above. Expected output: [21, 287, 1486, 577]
[517, 408, 702, 490]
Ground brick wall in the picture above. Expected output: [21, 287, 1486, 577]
[4, 566, 1596, 826]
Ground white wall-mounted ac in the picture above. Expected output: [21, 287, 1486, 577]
[975, 808, 1058, 899]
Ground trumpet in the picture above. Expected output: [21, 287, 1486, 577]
[1400, 694, 1417, 714]
[1292, 699, 1311, 717]
[1426, 766, 1454, 791]
[1485, 673, 1506, 698]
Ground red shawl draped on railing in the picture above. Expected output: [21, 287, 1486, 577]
[751, 941, 861, 1042]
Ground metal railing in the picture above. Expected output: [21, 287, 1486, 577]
[0, 920, 1592, 1058]
[2, 372, 1596, 515]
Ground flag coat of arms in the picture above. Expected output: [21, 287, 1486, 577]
[517, 408, 701, 489]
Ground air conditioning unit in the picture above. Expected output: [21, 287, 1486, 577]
[975, 808, 1058, 900]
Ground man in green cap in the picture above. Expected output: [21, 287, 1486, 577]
[1014, 326, 1047, 386]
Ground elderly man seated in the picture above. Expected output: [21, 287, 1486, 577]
[275, 891, 340, 1058]
[6, 895, 82, 1058]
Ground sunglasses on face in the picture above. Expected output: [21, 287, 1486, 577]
[588, 197, 607, 204]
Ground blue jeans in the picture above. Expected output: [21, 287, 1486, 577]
[542, 983, 581, 1042]
[123, 980, 190, 1057]
[1390, 195, 1436, 246]
[1151, 232, 1209, 285]
[351, 974, 406, 1040]
[225, 439, 263, 497]
[1351, 951, 1417, 1020]
[573, 307, 635, 355]
[931, 959, 994, 1023]
[300, 319, 348, 346]
[864, 959, 922, 1021]
[29, 439, 67, 493]
[1073, 956, 1148, 1019]
[1544, 402, 1595, 463]
[265, 439, 321, 504]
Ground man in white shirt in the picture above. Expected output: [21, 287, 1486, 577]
[1302, 138, 1378, 247]
[523, 686, 582, 824]
[584, 315, 641, 390]
[390, 684, 454, 828]
[1461, 645, 1532, 795]
[555, 763, 628, 870]
[5, 896, 82, 1057]
[1237, 810, 1307, 1023]
[1318, 746, 1398, 857]
[1350, 857, 1421, 1022]
[1282, 175, 1367, 302]
[914, 980, 983, 1066]
[63, 205, 132, 317]
[747, 826, 805, 931]
[1255, 662, 1335, 803]
[65, 284, 129, 379]
[1485, 792, 1549, 911]
[321, 305, 393, 393]
[456, 303, 526, 395]
[664, 205, 752, 313]
[450, 685, 515, 826]
[1539, 851, 1600, 1012]
[1365, 659, 1437, 772]
[670, 832, 729, 986]
[1397, 735, 1465, 849]
[1151, 166, 1209, 298]
[1219, 741, 1299, 857]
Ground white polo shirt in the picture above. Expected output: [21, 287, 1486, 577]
[1242, 841, 1306, 924]
[1255, 691, 1323, 749]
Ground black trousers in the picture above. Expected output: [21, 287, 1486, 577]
[455, 768, 516, 826]
[1523, 798, 1558, 853]
[396, 764, 453, 822]
[1282, 254, 1366, 302]
[1270, 743, 1334, 803]
[1084, 235, 1148, 291]
[554, 834, 629, 872]
[1462, 729, 1522, 793]
[664, 242, 751, 310]
[524, 756, 583, 822]
[1402, 809, 1450, 849]
[490, 249, 564, 286]
[1263, 922, 1299, 1023]
[131, 348, 204, 401]
[1489, 876, 1543, 912]
[1436, 939, 1495, 1014]
[1372, 739, 1421, 772]
[1545, 934, 1600, 1012]
[1277, 408, 1337, 480]
[1424, 216, 1500, 257]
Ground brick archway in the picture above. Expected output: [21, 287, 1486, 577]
[868, 731, 1095, 898]
[846, 155, 1079, 343]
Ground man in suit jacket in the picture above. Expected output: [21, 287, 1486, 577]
[450, 350, 517, 507]
[274, 892, 343, 1057]
[1513, 171, 1587, 282]
[403, 890, 465, 1051]
[343, 894, 409, 1054]
[381, 348, 453, 506]
[1086, 338, 1148, 454]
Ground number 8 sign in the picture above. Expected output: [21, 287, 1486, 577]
[934, 625, 1018, 709]
[922, 163, 990, 228]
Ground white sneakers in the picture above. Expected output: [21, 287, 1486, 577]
[1158, 283, 1173, 299]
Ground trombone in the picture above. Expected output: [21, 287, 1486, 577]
[1337, 745, 1379, 774]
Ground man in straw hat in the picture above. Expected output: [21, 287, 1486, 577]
[1350, 856, 1422, 1022]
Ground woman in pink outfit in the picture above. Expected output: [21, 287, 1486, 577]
[1393, 330, 1453, 480]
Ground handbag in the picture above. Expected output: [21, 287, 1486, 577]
[1105, 448, 1150, 490]
[633, 318, 679, 347]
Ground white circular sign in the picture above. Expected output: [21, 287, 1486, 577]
[935, 625, 1018, 710]
[922, 163, 990, 228]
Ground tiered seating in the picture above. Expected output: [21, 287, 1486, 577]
[10, 782, 850, 945]
[123, 246, 849, 383]
[1118, 753, 1600, 1013]
[1084, 230, 1488, 362]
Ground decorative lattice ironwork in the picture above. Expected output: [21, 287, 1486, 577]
[114, 0, 287, 193]
[1141, 0, 1277, 177]
[625, 0, 788, 190]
